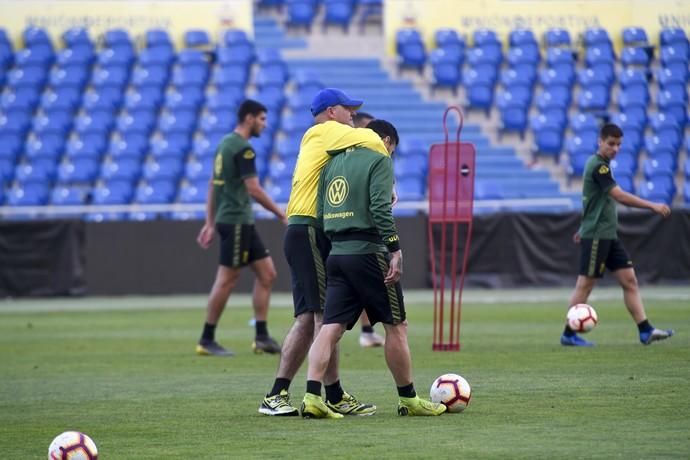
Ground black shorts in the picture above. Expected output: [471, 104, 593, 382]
[579, 238, 633, 278]
[217, 223, 269, 268]
[283, 224, 331, 316]
[323, 252, 406, 329]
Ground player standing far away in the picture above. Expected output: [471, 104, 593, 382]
[259, 88, 387, 416]
[196, 99, 287, 357]
[561, 123, 674, 347]
[300, 119, 446, 418]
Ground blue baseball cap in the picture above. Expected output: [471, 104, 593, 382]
[310, 88, 363, 116]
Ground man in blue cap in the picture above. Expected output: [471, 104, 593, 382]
[259, 88, 391, 417]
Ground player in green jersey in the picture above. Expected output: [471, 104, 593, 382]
[561, 123, 674, 347]
[196, 100, 287, 357]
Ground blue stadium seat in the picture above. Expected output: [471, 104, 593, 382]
[499, 106, 528, 138]
[475, 180, 505, 200]
[165, 86, 205, 111]
[14, 158, 57, 183]
[267, 157, 297, 181]
[82, 87, 123, 112]
[199, 110, 235, 134]
[531, 114, 564, 158]
[211, 65, 249, 88]
[184, 29, 211, 48]
[275, 136, 301, 159]
[264, 178, 292, 202]
[74, 111, 115, 136]
[577, 67, 613, 88]
[15, 45, 55, 68]
[637, 177, 675, 204]
[251, 87, 287, 112]
[177, 179, 208, 204]
[473, 28, 500, 47]
[642, 154, 676, 180]
[544, 28, 571, 47]
[206, 86, 245, 111]
[506, 46, 540, 66]
[545, 47, 575, 66]
[394, 176, 425, 201]
[145, 29, 172, 49]
[656, 65, 688, 87]
[93, 180, 134, 204]
[139, 46, 175, 67]
[8, 66, 48, 89]
[612, 110, 647, 133]
[282, 112, 314, 137]
[193, 132, 225, 159]
[324, 0, 355, 32]
[589, 62, 615, 87]
[100, 157, 142, 182]
[107, 133, 150, 160]
[24, 133, 65, 161]
[184, 157, 214, 182]
[615, 174, 634, 193]
[56, 44, 95, 67]
[97, 46, 135, 69]
[50, 184, 88, 205]
[435, 28, 465, 50]
[0, 133, 24, 162]
[611, 152, 637, 176]
[645, 134, 680, 159]
[124, 87, 164, 112]
[618, 67, 648, 88]
[584, 46, 615, 67]
[6, 182, 50, 206]
[217, 44, 255, 68]
[466, 46, 501, 67]
[157, 110, 197, 135]
[150, 133, 191, 159]
[570, 112, 600, 134]
[62, 27, 92, 48]
[65, 133, 108, 160]
[565, 133, 597, 157]
[103, 29, 133, 51]
[131, 65, 169, 88]
[618, 84, 649, 111]
[397, 33, 427, 74]
[538, 65, 574, 88]
[116, 111, 157, 135]
[657, 87, 688, 126]
[255, 66, 289, 89]
[32, 110, 73, 135]
[90, 67, 129, 90]
[660, 44, 689, 67]
[509, 28, 538, 47]
[430, 49, 462, 94]
[463, 67, 495, 112]
[583, 27, 612, 48]
[222, 29, 251, 46]
[135, 179, 177, 204]
[660, 27, 689, 46]
[143, 157, 184, 182]
[620, 46, 650, 67]
[566, 152, 590, 177]
[499, 65, 536, 88]
[172, 65, 209, 88]
[535, 86, 570, 111]
[648, 111, 681, 132]
[496, 84, 531, 108]
[48, 66, 89, 90]
[577, 85, 609, 111]
[56, 157, 99, 183]
[622, 27, 648, 46]
[287, 1, 318, 31]
[397, 137, 427, 157]
[394, 154, 427, 178]
[40, 87, 82, 112]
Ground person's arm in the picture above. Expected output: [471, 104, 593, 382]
[369, 156, 402, 285]
[197, 177, 217, 249]
[245, 177, 288, 224]
[609, 186, 671, 217]
[322, 122, 389, 156]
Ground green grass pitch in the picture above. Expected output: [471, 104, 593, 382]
[1, 289, 688, 459]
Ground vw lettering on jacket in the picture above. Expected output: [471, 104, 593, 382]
[327, 176, 349, 207]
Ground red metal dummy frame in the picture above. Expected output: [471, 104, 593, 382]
[428, 106, 476, 351]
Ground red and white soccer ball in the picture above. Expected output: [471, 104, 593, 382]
[567, 303, 599, 333]
[48, 431, 98, 460]
[430, 373, 472, 413]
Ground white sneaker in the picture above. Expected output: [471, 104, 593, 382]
[359, 331, 385, 348]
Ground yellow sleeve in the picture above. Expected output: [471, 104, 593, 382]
[320, 121, 389, 156]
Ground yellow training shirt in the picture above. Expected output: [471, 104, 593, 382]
[286, 120, 389, 221]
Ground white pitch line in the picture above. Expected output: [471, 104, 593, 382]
[0, 287, 688, 314]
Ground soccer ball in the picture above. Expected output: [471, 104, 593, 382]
[430, 373, 472, 413]
[567, 303, 598, 333]
[48, 431, 98, 460]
